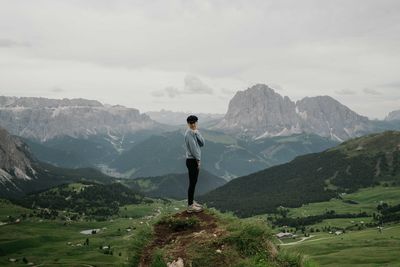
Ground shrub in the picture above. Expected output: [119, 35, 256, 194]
[222, 220, 273, 257]
[150, 248, 167, 267]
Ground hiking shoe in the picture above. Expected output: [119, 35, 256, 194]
[187, 204, 203, 213]
[193, 200, 203, 208]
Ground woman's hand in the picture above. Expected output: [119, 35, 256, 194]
[197, 160, 200, 169]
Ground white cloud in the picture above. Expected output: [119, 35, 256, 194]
[164, 86, 181, 98]
[0, 38, 30, 47]
[184, 74, 214, 94]
[151, 75, 214, 98]
[363, 88, 381, 95]
[335, 89, 357, 95]
[220, 88, 236, 95]
[0, 0, 399, 118]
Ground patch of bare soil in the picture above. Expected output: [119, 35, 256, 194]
[139, 210, 228, 267]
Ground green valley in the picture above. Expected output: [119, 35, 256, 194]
[0, 194, 315, 267]
[248, 185, 400, 267]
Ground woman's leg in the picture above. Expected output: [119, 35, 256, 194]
[187, 159, 199, 206]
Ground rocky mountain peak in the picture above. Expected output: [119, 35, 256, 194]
[0, 127, 36, 182]
[296, 95, 370, 141]
[217, 84, 300, 138]
[211, 84, 373, 141]
[385, 110, 400, 121]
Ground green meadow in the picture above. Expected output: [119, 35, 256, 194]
[287, 186, 400, 218]
[0, 199, 186, 266]
[282, 224, 400, 267]
[261, 186, 400, 267]
[1, 185, 400, 266]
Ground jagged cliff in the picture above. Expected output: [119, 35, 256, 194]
[0, 96, 164, 141]
[211, 84, 374, 141]
[0, 127, 36, 183]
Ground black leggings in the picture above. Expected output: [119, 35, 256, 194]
[186, 158, 199, 206]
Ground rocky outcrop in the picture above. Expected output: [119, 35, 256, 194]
[0, 127, 36, 183]
[211, 84, 372, 141]
[214, 84, 301, 138]
[385, 110, 400, 121]
[296, 95, 370, 141]
[0, 96, 164, 141]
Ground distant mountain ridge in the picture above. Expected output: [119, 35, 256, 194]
[198, 130, 400, 217]
[210, 84, 391, 141]
[386, 110, 400, 121]
[109, 129, 337, 180]
[0, 95, 171, 142]
[123, 169, 227, 199]
[1, 87, 396, 180]
[1, 88, 397, 144]
[146, 109, 224, 125]
[0, 96, 103, 108]
[0, 126, 115, 198]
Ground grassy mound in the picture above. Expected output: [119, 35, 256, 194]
[139, 207, 317, 267]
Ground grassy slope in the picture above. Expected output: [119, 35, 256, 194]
[0, 198, 316, 267]
[249, 186, 400, 267]
[198, 131, 400, 217]
[2, 189, 400, 266]
[287, 186, 400, 217]
[283, 225, 400, 267]
[0, 199, 175, 266]
[0, 199, 31, 221]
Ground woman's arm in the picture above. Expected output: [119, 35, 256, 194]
[194, 131, 205, 147]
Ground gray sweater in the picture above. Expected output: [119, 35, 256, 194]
[184, 128, 205, 161]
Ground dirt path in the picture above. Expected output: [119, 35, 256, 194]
[281, 225, 400, 246]
[139, 209, 226, 267]
[279, 235, 315, 246]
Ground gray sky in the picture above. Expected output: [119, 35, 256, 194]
[0, 0, 399, 119]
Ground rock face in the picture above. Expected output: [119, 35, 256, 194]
[215, 84, 301, 138]
[386, 110, 400, 121]
[296, 95, 370, 141]
[0, 127, 36, 183]
[0, 96, 163, 141]
[211, 84, 372, 141]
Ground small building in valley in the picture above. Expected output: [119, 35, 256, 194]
[276, 232, 295, 239]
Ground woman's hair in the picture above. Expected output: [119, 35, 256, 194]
[186, 115, 198, 124]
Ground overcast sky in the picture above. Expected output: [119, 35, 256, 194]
[0, 0, 399, 119]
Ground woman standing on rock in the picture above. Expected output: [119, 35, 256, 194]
[184, 115, 205, 213]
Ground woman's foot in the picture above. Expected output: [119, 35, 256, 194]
[193, 200, 203, 208]
[187, 204, 203, 213]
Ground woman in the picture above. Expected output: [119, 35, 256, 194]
[184, 115, 205, 213]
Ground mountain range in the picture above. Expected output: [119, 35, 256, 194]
[209, 84, 399, 141]
[0, 96, 172, 142]
[109, 129, 337, 180]
[198, 130, 400, 217]
[0, 126, 228, 199]
[386, 110, 400, 121]
[123, 169, 227, 200]
[0, 126, 115, 198]
[0, 84, 398, 180]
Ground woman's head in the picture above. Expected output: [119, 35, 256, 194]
[186, 115, 198, 130]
